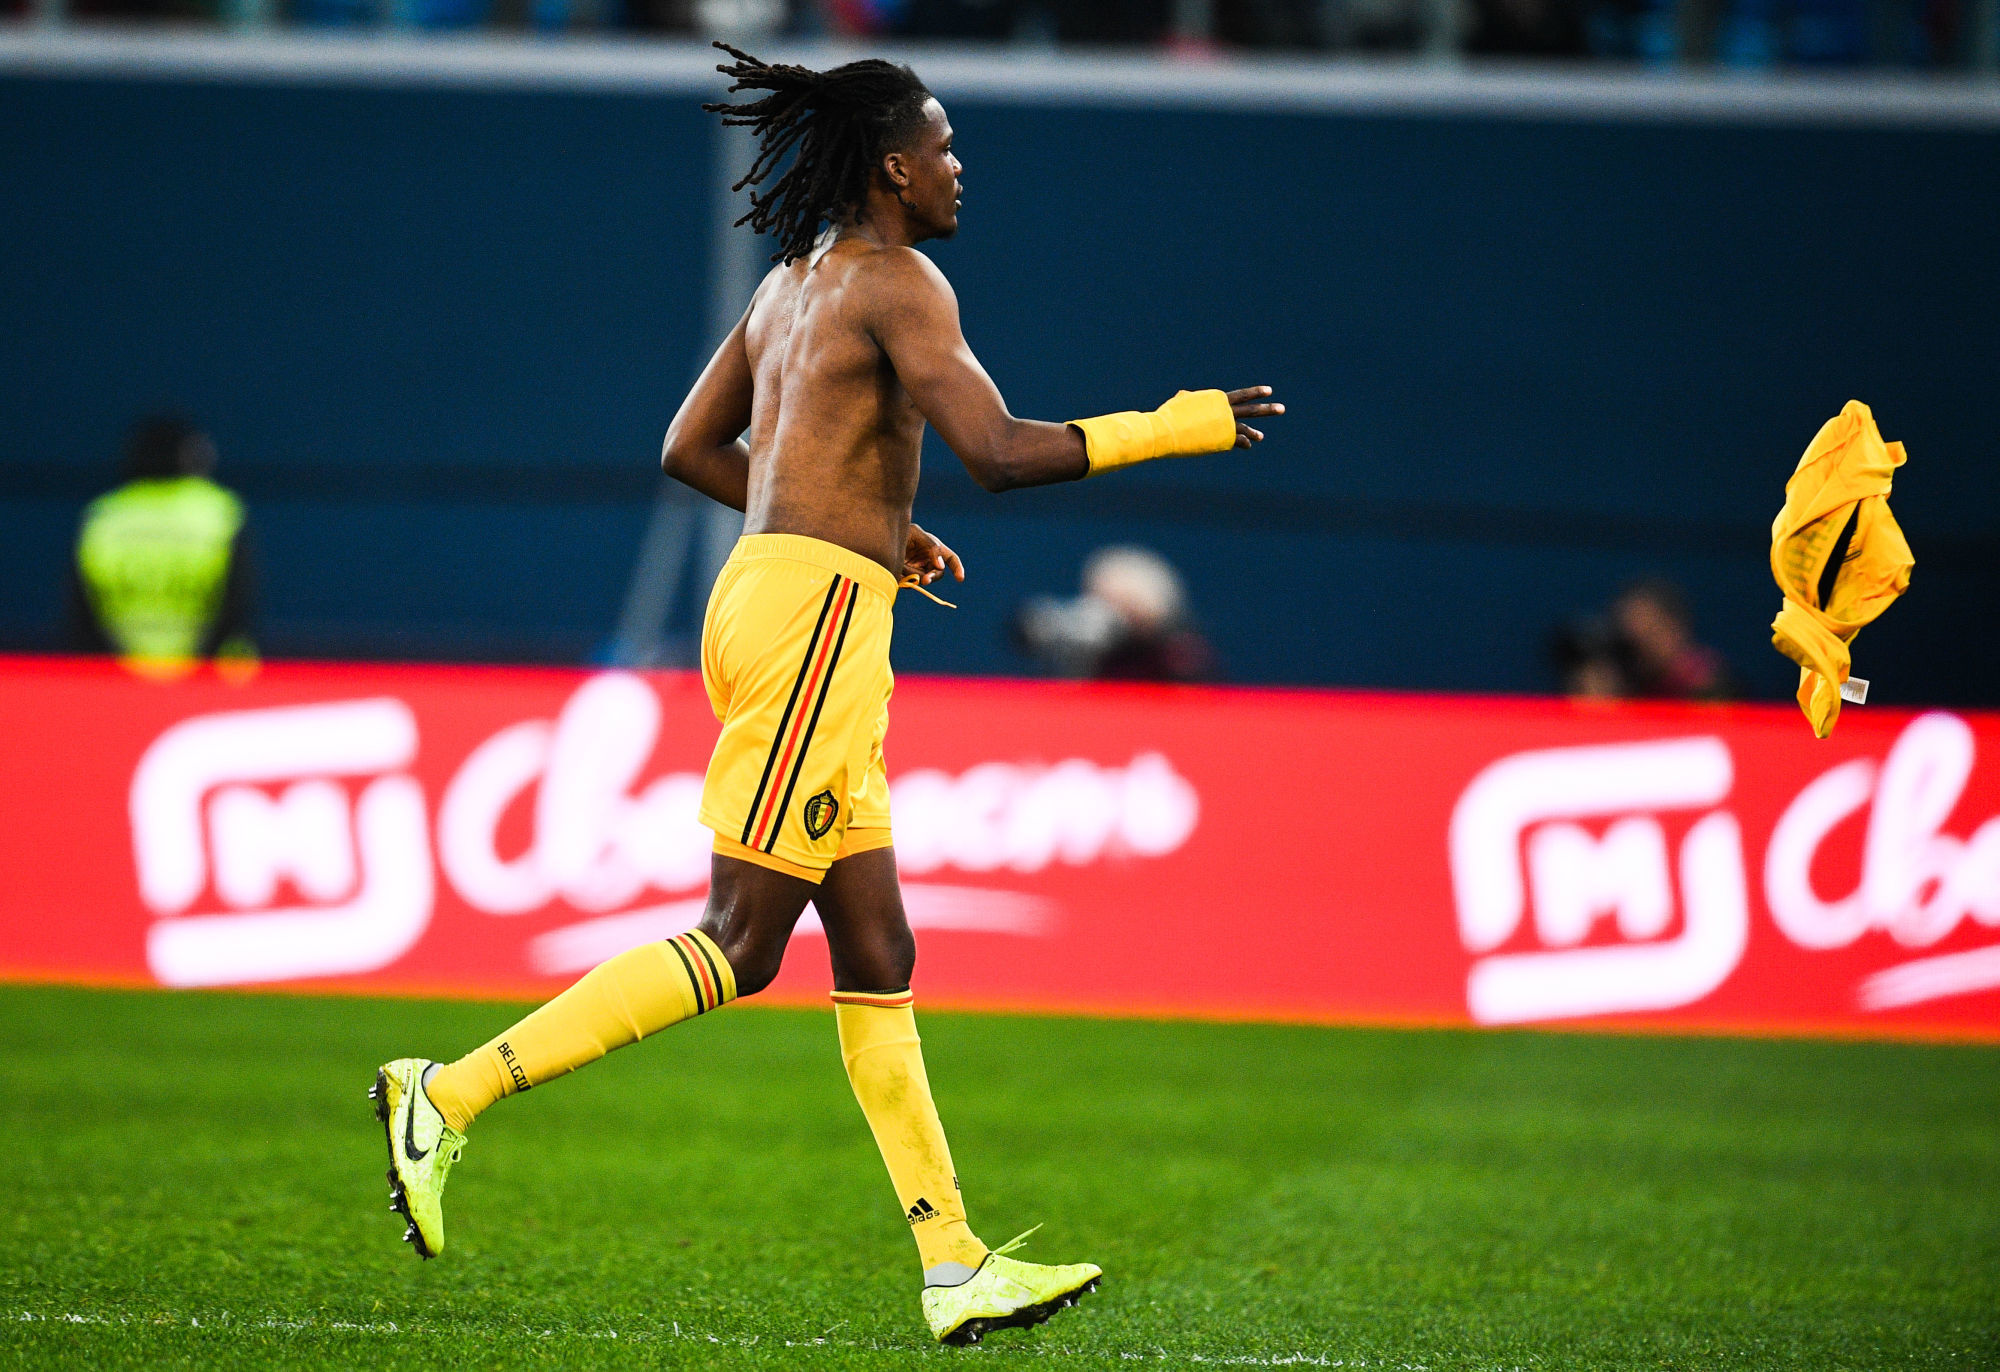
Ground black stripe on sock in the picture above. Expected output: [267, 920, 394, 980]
[764, 586, 860, 854]
[687, 934, 729, 1007]
[666, 936, 708, 1014]
[741, 577, 842, 846]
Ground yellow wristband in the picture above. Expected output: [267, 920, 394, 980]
[1068, 389, 1237, 476]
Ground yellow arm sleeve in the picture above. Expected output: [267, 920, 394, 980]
[1068, 389, 1237, 477]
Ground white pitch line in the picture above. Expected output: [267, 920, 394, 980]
[12, 1308, 1455, 1364]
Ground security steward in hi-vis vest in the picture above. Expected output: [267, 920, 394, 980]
[69, 417, 257, 676]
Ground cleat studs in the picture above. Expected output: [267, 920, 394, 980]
[403, 1225, 417, 1242]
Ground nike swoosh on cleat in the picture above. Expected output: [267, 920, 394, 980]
[403, 1085, 430, 1162]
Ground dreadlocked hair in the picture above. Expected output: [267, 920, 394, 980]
[703, 42, 935, 265]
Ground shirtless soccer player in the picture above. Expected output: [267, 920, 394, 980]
[370, 43, 1282, 1346]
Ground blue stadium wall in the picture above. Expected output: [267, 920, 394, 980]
[3, 57, 1996, 703]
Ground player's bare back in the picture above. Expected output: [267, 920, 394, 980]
[740, 239, 928, 577]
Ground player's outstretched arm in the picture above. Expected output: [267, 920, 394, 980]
[660, 305, 754, 511]
[871, 250, 1279, 490]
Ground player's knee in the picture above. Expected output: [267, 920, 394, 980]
[699, 911, 791, 999]
[884, 923, 916, 986]
[852, 924, 916, 991]
[717, 929, 787, 998]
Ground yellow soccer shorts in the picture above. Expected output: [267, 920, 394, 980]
[698, 533, 896, 883]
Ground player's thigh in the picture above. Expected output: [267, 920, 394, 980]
[814, 846, 916, 992]
[699, 852, 818, 995]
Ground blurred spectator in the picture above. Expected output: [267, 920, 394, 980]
[65, 0, 221, 18]
[1549, 578, 1734, 701]
[1216, 0, 1339, 47]
[1583, 0, 1682, 59]
[898, 0, 1018, 38]
[1613, 578, 1733, 699]
[291, 0, 495, 27]
[1468, 0, 1589, 55]
[68, 416, 258, 678]
[623, 0, 696, 31]
[1549, 613, 1626, 698]
[1012, 545, 1214, 682]
[1047, 0, 1171, 42]
[821, 0, 899, 33]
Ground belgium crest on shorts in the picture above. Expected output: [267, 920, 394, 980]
[803, 789, 840, 841]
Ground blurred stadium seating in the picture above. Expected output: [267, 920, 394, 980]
[5, 0, 1998, 68]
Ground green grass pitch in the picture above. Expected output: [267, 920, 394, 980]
[1, 984, 1996, 1369]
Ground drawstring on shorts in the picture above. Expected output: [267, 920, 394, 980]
[898, 574, 957, 609]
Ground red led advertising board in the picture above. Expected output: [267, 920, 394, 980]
[3, 656, 1997, 1038]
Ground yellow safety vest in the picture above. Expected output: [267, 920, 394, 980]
[76, 476, 245, 668]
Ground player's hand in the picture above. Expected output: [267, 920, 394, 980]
[1227, 386, 1284, 449]
[904, 523, 965, 586]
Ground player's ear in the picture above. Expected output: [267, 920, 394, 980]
[882, 150, 910, 190]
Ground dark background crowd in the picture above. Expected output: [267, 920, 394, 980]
[7, 0, 1995, 68]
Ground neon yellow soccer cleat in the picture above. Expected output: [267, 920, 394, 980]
[921, 1230, 1102, 1346]
[369, 1057, 467, 1260]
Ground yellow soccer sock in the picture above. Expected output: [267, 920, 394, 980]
[833, 991, 990, 1283]
[425, 931, 736, 1132]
